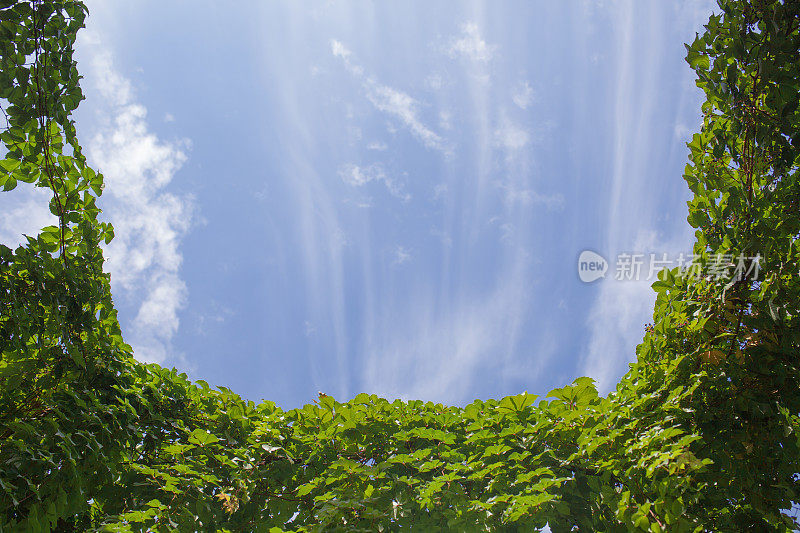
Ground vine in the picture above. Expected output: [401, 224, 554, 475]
[1, 0, 799, 531]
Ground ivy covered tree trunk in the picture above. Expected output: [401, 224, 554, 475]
[1, 0, 798, 531]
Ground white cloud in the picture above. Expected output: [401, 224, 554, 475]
[367, 141, 388, 151]
[439, 110, 452, 131]
[330, 39, 351, 60]
[512, 81, 535, 109]
[494, 119, 530, 150]
[498, 221, 516, 243]
[0, 39, 192, 366]
[392, 245, 411, 265]
[343, 197, 374, 209]
[339, 164, 374, 186]
[503, 187, 564, 211]
[331, 39, 448, 153]
[0, 187, 56, 248]
[80, 38, 193, 365]
[92, 52, 133, 106]
[367, 85, 446, 152]
[433, 183, 448, 200]
[338, 163, 410, 201]
[447, 23, 496, 62]
[329, 39, 363, 77]
[195, 301, 234, 334]
[134, 273, 185, 340]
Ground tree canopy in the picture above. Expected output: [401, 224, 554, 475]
[1, 0, 799, 531]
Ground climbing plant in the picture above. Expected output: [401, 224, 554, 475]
[0, 0, 798, 531]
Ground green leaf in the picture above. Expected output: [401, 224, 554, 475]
[2, 175, 17, 191]
[188, 429, 219, 447]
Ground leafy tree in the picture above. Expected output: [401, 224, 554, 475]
[0, 0, 798, 531]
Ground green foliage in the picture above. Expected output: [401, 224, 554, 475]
[1, 0, 799, 531]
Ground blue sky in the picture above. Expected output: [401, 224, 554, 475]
[0, 0, 717, 409]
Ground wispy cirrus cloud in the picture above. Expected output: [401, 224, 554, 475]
[579, 2, 657, 392]
[579, 1, 707, 392]
[363, 255, 532, 404]
[331, 39, 448, 154]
